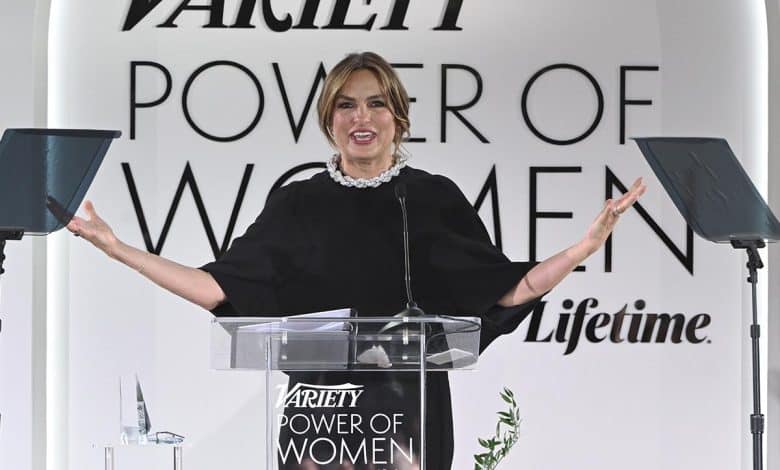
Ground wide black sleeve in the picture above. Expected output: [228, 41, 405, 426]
[199, 184, 309, 316]
[427, 176, 544, 352]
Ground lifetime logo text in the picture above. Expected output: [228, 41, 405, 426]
[521, 298, 711, 355]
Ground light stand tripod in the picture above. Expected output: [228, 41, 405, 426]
[731, 239, 766, 469]
[0, 228, 24, 332]
[635, 137, 780, 470]
[0, 128, 120, 444]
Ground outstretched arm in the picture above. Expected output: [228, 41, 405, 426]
[67, 201, 226, 310]
[498, 178, 646, 307]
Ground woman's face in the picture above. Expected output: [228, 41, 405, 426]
[331, 69, 397, 167]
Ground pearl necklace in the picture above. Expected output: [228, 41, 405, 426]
[326, 154, 408, 188]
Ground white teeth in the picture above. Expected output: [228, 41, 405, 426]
[352, 131, 375, 140]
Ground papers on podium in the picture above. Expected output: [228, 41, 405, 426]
[236, 308, 353, 334]
[228, 309, 353, 370]
[213, 309, 480, 370]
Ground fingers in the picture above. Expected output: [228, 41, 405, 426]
[607, 200, 622, 222]
[84, 200, 97, 219]
[594, 177, 647, 224]
[603, 198, 614, 214]
[66, 202, 92, 237]
[67, 212, 86, 229]
[66, 216, 84, 237]
[587, 179, 646, 246]
[82, 200, 107, 227]
[595, 199, 616, 224]
[625, 182, 646, 205]
[613, 178, 647, 214]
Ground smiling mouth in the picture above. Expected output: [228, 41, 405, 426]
[350, 131, 377, 144]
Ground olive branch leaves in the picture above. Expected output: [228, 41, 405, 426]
[473, 387, 521, 470]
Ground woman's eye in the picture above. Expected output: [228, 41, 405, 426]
[337, 102, 353, 109]
[370, 100, 386, 107]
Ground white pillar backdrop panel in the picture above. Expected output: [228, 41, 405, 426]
[763, 0, 780, 468]
[0, 2, 40, 470]
[47, 1, 764, 469]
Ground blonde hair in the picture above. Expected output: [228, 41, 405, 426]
[317, 52, 410, 151]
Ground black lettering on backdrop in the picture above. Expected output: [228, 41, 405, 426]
[434, 0, 465, 30]
[604, 167, 694, 274]
[131, 61, 661, 144]
[266, 163, 502, 247]
[473, 165, 502, 250]
[261, 0, 293, 31]
[126, 60, 488, 143]
[619, 65, 660, 144]
[323, 0, 377, 30]
[522, 298, 711, 355]
[125, 0, 461, 31]
[585, 311, 610, 342]
[380, 0, 411, 30]
[130, 61, 172, 140]
[158, 0, 228, 28]
[441, 64, 488, 143]
[641, 313, 685, 343]
[523, 299, 552, 342]
[610, 304, 628, 342]
[293, 0, 320, 29]
[119, 163, 697, 276]
[232, 0, 292, 29]
[182, 60, 265, 142]
[123, 0, 165, 30]
[232, 0, 256, 28]
[122, 162, 254, 258]
[273, 62, 327, 142]
[686, 314, 711, 343]
[521, 63, 604, 145]
[123, 161, 504, 257]
[391, 63, 426, 143]
[267, 162, 327, 200]
[563, 297, 598, 353]
[529, 167, 586, 271]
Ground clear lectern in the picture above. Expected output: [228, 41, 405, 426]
[211, 313, 481, 470]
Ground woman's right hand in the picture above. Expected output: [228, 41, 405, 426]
[66, 201, 226, 310]
[67, 200, 120, 258]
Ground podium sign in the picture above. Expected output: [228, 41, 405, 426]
[211, 315, 481, 469]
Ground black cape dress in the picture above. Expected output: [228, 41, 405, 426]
[201, 166, 540, 470]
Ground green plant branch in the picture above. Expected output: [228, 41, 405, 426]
[473, 387, 521, 470]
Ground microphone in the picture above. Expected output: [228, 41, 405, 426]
[394, 182, 425, 317]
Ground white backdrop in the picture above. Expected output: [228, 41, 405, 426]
[0, 2, 45, 470]
[37, 0, 766, 469]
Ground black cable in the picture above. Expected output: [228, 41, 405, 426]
[395, 183, 416, 309]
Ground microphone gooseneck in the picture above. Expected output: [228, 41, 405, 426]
[394, 182, 424, 316]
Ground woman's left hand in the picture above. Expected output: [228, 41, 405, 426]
[501, 176, 647, 306]
[580, 177, 647, 255]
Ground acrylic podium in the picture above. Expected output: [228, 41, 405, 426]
[211, 313, 481, 470]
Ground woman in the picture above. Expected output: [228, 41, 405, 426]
[69, 52, 645, 469]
